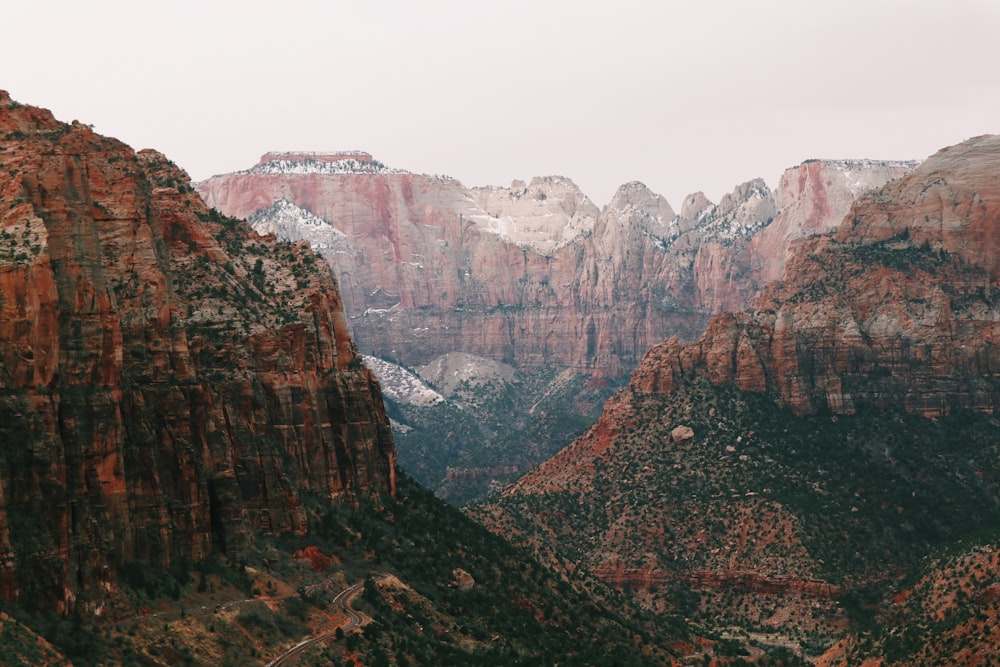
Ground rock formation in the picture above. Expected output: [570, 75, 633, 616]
[196, 150, 915, 502]
[196, 153, 914, 378]
[752, 159, 917, 284]
[473, 136, 1000, 651]
[635, 136, 1000, 417]
[0, 92, 396, 613]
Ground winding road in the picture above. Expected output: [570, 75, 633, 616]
[264, 579, 373, 667]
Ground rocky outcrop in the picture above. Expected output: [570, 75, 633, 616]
[670, 425, 694, 443]
[449, 568, 475, 591]
[633, 136, 1000, 417]
[469, 176, 601, 254]
[752, 159, 917, 284]
[0, 92, 396, 614]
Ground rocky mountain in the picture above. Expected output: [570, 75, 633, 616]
[0, 93, 742, 667]
[197, 152, 914, 376]
[0, 92, 396, 615]
[474, 135, 1000, 662]
[197, 151, 914, 499]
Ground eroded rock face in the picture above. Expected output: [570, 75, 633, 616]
[752, 159, 917, 284]
[635, 136, 1000, 417]
[197, 154, 909, 379]
[199, 161, 702, 376]
[0, 92, 396, 613]
[473, 137, 1000, 646]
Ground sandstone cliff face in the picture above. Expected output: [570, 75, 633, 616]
[197, 154, 909, 378]
[199, 162, 702, 376]
[473, 137, 1000, 649]
[0, 92, 395, 613]
[634, 136, 1000, 417]
[752, 158, 918, 284]
[469, 176, 601, 254]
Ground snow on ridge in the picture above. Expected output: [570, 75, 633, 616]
[250, 199, 342, 232]
[247, 199, 354, 254]
[794, 158, 921, 173]
[828, 159, 921, 197]
[222, 154, 457, 182]
[244, 158, 407, 176]
[823, 158, 921, 171]
[363, 355, 445, 407]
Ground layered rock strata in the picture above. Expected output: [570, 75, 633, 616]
[635, 136, 1000, 417]
[0, 92, 396, 613]
[197, 154, 913, 378]
[473, 136, 1000, 648]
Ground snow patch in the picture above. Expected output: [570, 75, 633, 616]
[248, 199, 354, 254]
[363, 356, 445, 407]
[245, 157, 406, 176]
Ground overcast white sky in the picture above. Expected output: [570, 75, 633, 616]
[3, 1, 999, 207]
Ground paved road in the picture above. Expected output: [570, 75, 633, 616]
[264, 580, 370, 667]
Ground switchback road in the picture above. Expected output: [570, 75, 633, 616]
[264, 579, 372, 667]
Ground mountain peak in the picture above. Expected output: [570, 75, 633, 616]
[244, 150, 403, 176]
[258, 150, 374, 165]
[835, 133, 1000, 276]
[679, 191, 714, 225]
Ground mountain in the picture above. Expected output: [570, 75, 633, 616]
[0, 92, 758, 667]
[197, 151, 913, 498]
[0, 91, 396, 616]
[197, 152, 914, 377]
[473, 135, 1000, 662]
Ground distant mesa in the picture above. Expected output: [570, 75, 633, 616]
[257, 150, 375, 166]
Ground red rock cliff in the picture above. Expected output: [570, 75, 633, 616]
[197, 154, 909, 379]
[634, 135, 1000, 417]
[0, 92, 396, 613]
[199, 167, 709, 376]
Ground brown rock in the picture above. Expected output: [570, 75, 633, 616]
[294, 546, 335, 572]
[670, 425, 694, 443]
[450, 568, 475, 591]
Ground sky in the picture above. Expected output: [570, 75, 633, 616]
[3, 0, 999, 208]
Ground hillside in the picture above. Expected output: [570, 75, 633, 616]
[474, 135, 1000, 662]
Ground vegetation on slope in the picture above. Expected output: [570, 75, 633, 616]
[475, 378, 1000, 658]
[1, 475, 717, 666]
[389, 365, 619, 505]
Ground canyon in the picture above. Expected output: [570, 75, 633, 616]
[4, 85, 997, 664]
[0, 92, 712, 667]
[475, 135, 1000, 662]
[197, 150, 915, 498]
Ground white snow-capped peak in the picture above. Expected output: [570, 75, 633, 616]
[244, 157, 406, 176]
